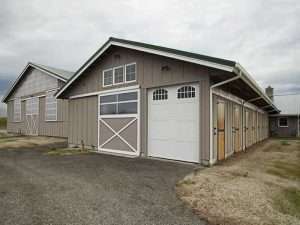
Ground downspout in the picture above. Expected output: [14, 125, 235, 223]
[209, 72, 242, 165]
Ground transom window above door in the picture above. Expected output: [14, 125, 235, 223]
[102, 63, 136, 87]
[99, 91, 138, 115]
[177, 86, 195, 99]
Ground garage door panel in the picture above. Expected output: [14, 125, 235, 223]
[148, 84, 200, 163]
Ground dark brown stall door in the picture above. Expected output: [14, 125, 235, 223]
[233, 106, 241, 152]
[217, 102, 225, 161]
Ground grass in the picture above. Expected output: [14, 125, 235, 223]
[0, 137, 18, 143]
[176, 139, 300, 225]
[46, 148, 90, 156]
[0, 117, 7, 129]
[274, 187, 300, 219]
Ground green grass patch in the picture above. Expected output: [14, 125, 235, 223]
[281, 140, 291, 146]
[46, 148, 90, 156]
[273, 187, 300, 218]
[267, 160, 300, 180]
[0, 137, 18, 143]
[0, 117, 7, 129]
[177, 179, 196, 186]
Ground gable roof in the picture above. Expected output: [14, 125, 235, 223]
[55, 37, 279, 113]
[2, 62, 74, 102]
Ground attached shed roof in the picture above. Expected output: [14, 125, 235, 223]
[55, 37, 279, 113]
[2, 62, 74, 102]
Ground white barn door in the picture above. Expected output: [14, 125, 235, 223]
[148, 84, 200, 163]
[25, 97, 39, 136]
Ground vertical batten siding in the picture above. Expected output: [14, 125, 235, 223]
[7, 100, 26, 134]
[68, 96, 98, 148]
[199, 79, 210, 164]
[212, 91, 269, 162]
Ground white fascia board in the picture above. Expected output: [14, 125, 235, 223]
[56, 40, 235, 98]
[234, 63, 279, 112]
[69, 85, 140, 99]
[2, 63, 67, 103]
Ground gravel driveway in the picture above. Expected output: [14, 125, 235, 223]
[0, 148, 205, 225]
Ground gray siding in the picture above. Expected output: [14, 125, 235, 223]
[270, 116, 298, 137]
[63, 47, 211, 163]
[6, 68, 68, 138]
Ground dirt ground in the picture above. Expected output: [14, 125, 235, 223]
[176, 139, 300, 225]
[0, 131, 67, 150]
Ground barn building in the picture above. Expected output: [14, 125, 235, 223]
[3, 62, 73, 137]
[55, 37, 279, 165]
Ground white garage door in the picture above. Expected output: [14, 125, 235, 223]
[148, 84, 199, 163]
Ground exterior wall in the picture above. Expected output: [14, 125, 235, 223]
[63, 46, 211, 163]
[6, 68, 68, 138]
[68, 96, 98, 149]
[270, 116, 298, 137]
[212, 89, 269, 162]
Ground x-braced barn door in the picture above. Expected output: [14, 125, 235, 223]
[25, 97, 39, 136]
[217, 101, 225, 161]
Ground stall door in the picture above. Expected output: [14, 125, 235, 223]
[245, 110, 250, 148]
[217, 101, 225, 160]
[233, 106, 241, 152]
[148, 84, 199, 163]
[25, 97, 39, 136]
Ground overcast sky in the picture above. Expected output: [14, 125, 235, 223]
[0, 0, 299, 114]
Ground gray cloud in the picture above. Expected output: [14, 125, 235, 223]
[0, 0, 299, 102]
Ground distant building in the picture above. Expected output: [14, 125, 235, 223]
[269, 88, 300, 137]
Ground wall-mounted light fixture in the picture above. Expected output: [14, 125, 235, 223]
[161, 65, 170, 71]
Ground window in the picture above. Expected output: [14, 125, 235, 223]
[102, 63, 136, 87]
[45, 91, 57, 121]
[100, 91, 138, 115]
[13, 98, 21, 122]
[126, 63, 136, 82]
[114, 66, 124, 84]
[103, 69, 113, 86]
[26, 97, 39, 115]
[153, 89, 168, 100]
[177, 86, 195, 99]
[278, 117, 288, 127]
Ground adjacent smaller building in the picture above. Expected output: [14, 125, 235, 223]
[2, 62, 73, 137]
[269, 87, 300, 137]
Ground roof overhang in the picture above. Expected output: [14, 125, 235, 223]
[2, 62, 68, 103]
[55, 37, 280, 114]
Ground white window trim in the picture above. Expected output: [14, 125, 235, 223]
[13, 98, 22, 122]
[102, 68, 114, 87]
[125, 62, 137, 83]
[99, 89, 138, 116]
[113, 65, 125, 85]
[102, 62, 137, 88]
[45, 90, 57, 122]
[278, 117, 288, 128]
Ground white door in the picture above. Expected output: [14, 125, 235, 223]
[25, 97, 39, 136]
[148, 84, 200, 163]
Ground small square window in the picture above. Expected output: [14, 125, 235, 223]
[103, 69, 113, 86]
[126, 64, 136, 82]
[278, 118, 288, 127]
[114, 67, 124, 84]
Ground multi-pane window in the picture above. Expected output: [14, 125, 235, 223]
[153, 89, 168, 100]
[13, 98, 21, 122]
[278, 117, 288, 127]
[45, 91, 57, 121]
[100, 91, 138, 115]
[26, 97, 39, 115]
[177, 86, 195, 99]
[114, 66, 124, 84]
[102, 63, 136, 87]
[103, 69, 113, 86]
[126, 64, 136, 82]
